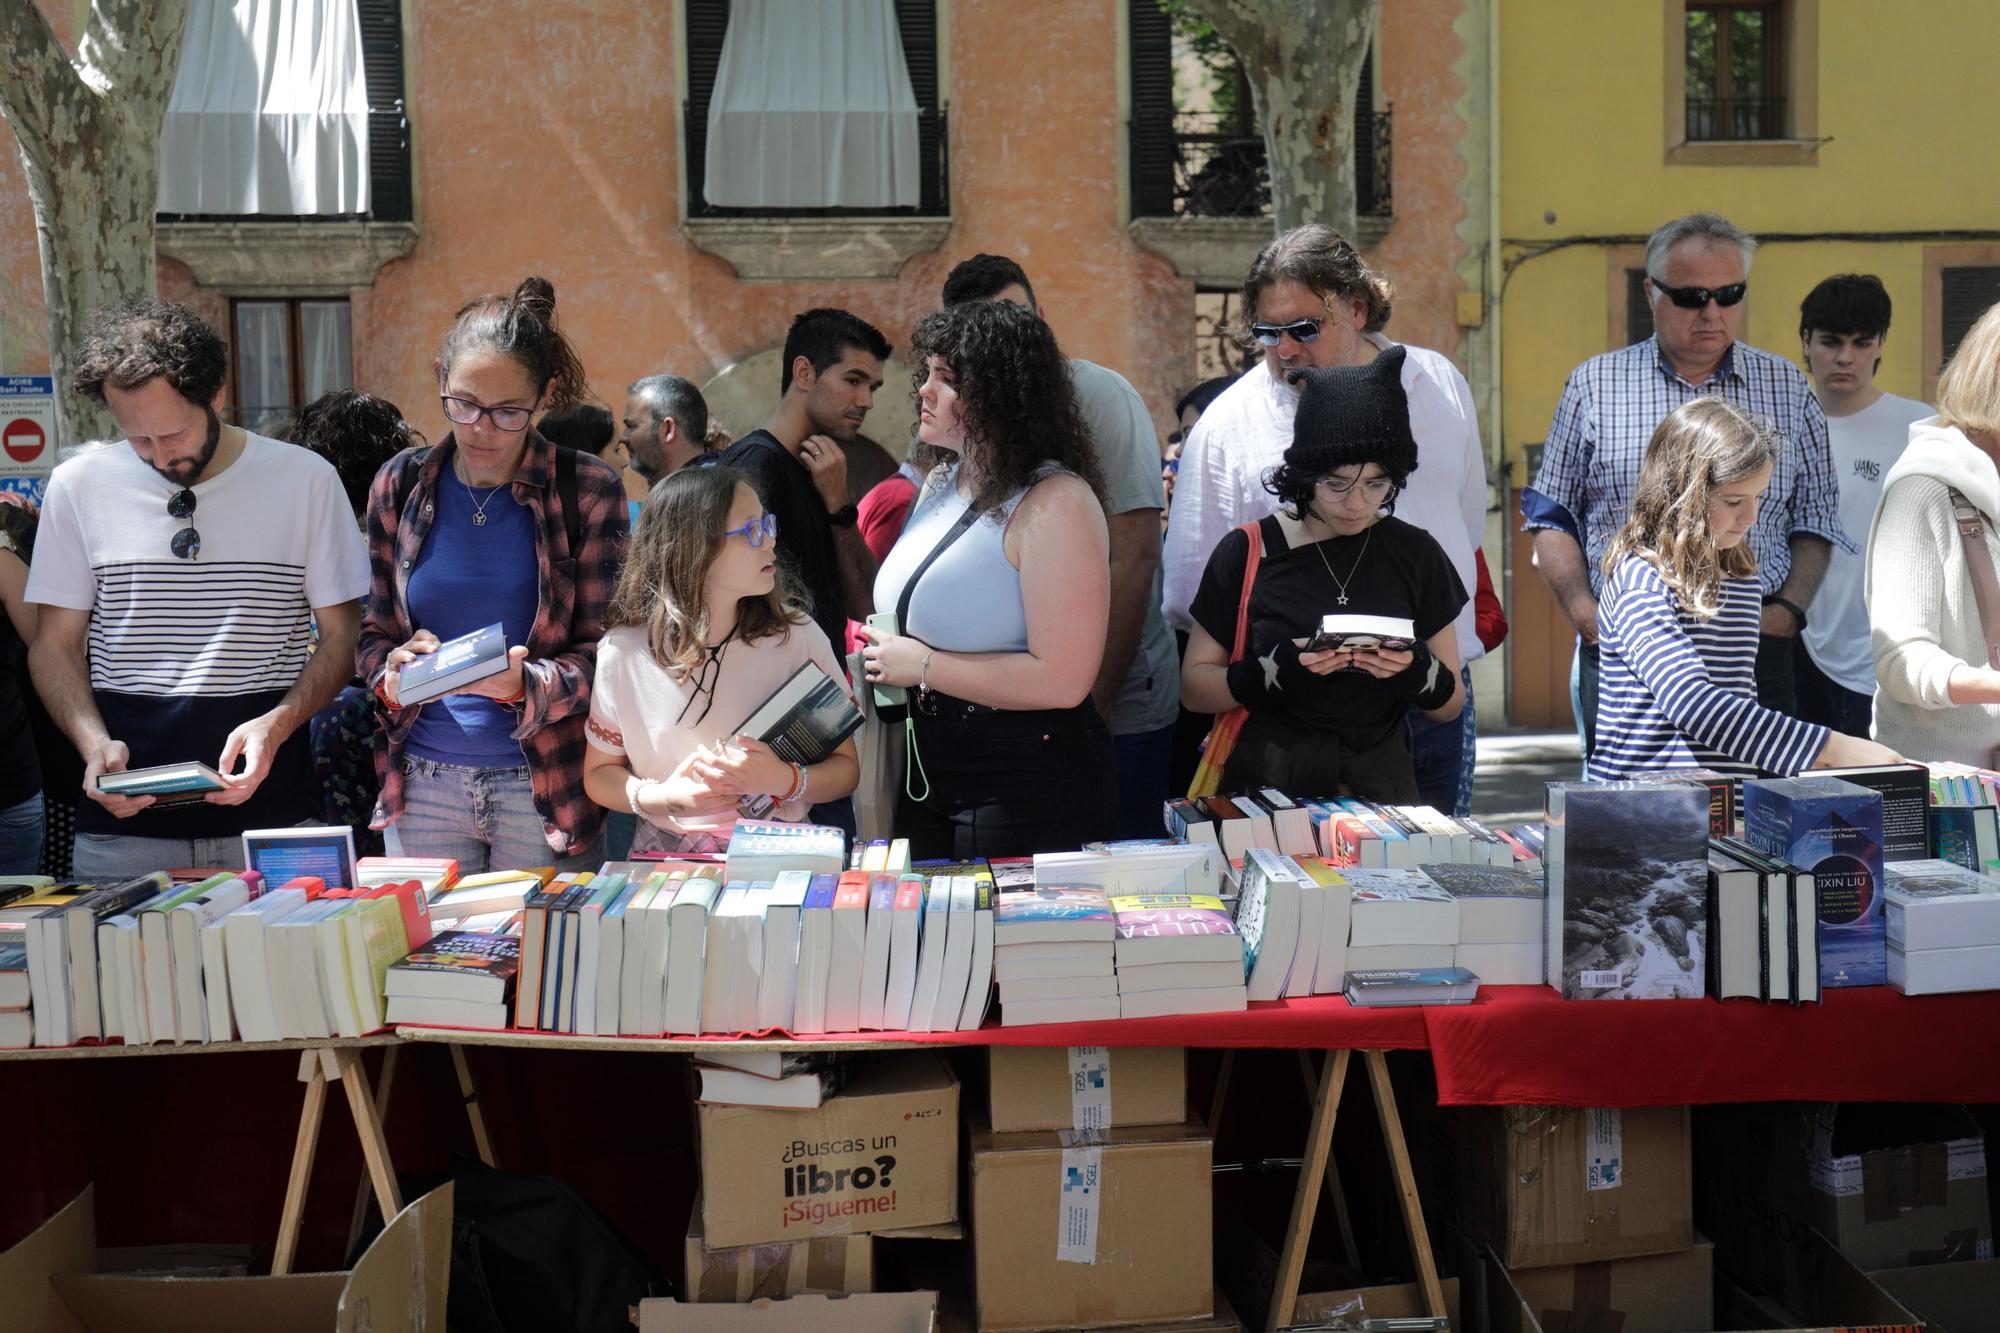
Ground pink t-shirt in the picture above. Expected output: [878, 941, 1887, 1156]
[586, 618, 851, 836]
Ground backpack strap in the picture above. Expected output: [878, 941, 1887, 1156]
[1948, 486, 2000, 670]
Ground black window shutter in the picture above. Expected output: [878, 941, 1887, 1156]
[356, 0, 411, 223]
[1129, 1, 1175, 218]
[684, 0, 730, 215]
[895, 0, 943, 214]
[1941, 267, 2000, 372]
[1353, 51, 1376, 216]
[1627, 268, 1656, 347]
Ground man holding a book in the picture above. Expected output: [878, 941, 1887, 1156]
[27, 299, 369, 875]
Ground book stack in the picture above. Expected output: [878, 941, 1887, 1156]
[384, 929, 521, 1029]
[1110, 893, 1246, 1017]
[355, 855, 460, 893]
[724, 821, 845, 882]
[1883, 859, 2000, 994]
[903, 869, 995, 1033]
[428, 868, 546, 930]
[1421, 862, 1543, 985]
[1344, 966, 1480, 1007]
[1546, 779, 1709, 1000]
[993, 886, 1119, 1026]
[0, 877, 55, 1047]
[694, 1048, 851, 1109]
[1343, 867, 1460, 975]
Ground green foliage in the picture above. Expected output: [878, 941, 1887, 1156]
[1159, 0, 1246, 127]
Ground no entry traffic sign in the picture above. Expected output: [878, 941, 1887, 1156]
[3, 417, 45, 463]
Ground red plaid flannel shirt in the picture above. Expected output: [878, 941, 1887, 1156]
[357, 432, 629, 855]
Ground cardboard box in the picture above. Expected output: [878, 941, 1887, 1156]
[1872, 1258, 2000, 1333]
[968, 1116, 1213, 1331]
[0, 1181, 450, 1332]
[985, 1046, 1187, 1133]
[1506, 1237, 1713, 1333]
[1432, 1103, 1693, 1269]
[1493, 1228, 1923, 1333]
[1696, 1103, 1991, 1311]
[685, 1194, 874, 1302]
[699, 1052, 959, 1248]
[637, 1292, 938, 1332]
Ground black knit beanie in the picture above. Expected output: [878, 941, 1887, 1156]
[1284, 345, 1419, 481]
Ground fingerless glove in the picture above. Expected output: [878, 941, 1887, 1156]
[1389, 639, 1455, 710]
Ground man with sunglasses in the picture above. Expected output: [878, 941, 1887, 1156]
[26, 299, 368, 876]
[1161, 224, 1488, 815]
[1523, 212, 1845, 754]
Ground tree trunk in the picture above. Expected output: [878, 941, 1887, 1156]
[0, 0, 188, 447]
[1194, 0, 1379, 237]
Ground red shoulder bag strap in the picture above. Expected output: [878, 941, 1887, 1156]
[1228, 520, 1265, 662]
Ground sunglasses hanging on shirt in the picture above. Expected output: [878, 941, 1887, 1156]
[168, 487, 200, 559]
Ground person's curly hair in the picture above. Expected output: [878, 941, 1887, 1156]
[286, 390, 421, 518]
[906, 301, 1105, 516]
[69, 298, 228, 407]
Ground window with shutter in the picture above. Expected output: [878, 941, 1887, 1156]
[1941, 267, 2000, 371]
[356, 0, 412, 223]
[682, 0, 947, 217]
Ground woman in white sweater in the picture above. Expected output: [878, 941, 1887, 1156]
[1868, 302, 2000, 764]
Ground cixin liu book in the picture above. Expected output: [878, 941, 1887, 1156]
[1742, 775, 1887, 988]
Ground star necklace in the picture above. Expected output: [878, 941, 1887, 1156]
[454, 455, 507, 526]
[1310, 519, 1373, 607]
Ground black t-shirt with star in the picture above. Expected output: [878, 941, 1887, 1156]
[1189, 513, 1467, 751]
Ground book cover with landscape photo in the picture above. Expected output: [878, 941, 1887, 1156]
[1546, 781, 1709, 999]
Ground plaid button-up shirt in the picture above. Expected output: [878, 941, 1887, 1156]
[1521, 336, 1848, 597]
[358, 432, 629, 855]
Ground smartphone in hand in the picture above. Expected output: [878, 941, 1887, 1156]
[864, 612, 907, 707]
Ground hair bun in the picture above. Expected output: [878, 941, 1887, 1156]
[513, 275, 557, 321]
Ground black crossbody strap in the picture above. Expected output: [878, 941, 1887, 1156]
[895, 504, 982, 630]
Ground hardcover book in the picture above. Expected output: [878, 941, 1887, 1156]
[733, 662, 864, 819]
[395, 622, 509, 705]
[1743, 775, 1887, 988]
[1546, 780, 1709, 1000]
[1817, 763, 1931, 862]
[94, 761, 226, 804]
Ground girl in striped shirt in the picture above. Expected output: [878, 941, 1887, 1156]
[1589, 398, 1897, 780]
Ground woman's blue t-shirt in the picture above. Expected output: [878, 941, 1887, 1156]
[404, 468, 539, 765]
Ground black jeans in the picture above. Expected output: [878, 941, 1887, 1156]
[1793, 644, 1873, 735]
[897, 694, 1116, 861]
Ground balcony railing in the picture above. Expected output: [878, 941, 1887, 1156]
[1137, 106, 1391, 221]
[1685, 96, 1786, 141]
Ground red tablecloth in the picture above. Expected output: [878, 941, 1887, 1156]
[1421, 984, 2000, 1107]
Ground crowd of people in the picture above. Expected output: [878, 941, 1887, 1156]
[5, 208, 1996, 879]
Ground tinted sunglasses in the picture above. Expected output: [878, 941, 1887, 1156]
[1249, 317, 1328, 347]
[168, 488, 200, 559]
[1652, 280, 1748, 310]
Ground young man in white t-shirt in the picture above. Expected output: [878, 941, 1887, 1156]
[27, 299, 369, 876]
[1795, 274, 1933, 735]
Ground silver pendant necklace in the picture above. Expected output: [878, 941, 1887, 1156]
[1311, 520, 1372, 606]
[455, 457, 505, 526]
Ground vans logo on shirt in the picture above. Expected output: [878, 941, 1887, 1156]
[1851, 458, 1882, 483]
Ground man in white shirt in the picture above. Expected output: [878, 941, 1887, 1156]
[1795, 274, 1932, 734]
[1161, 225, 1488, 813]
[28, 298, 369, 877]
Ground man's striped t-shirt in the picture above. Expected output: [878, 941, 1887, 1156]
[1588, 555, 1827, 781]
[27, 433, 369, 838]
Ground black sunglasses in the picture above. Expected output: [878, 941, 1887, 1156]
[168, 488, 200, 559]
[1652, 280, 1748, 310]
[1249, 317, 1328, 347]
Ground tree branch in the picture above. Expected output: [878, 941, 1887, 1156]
[0, 0, 89, 170]
[81, 0, 189, 110]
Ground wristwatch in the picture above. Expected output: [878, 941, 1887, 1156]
[827, 502, 860, 528]
[1762, 593, 1808, 630]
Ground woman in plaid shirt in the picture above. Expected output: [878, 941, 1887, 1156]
[358, 277, 630, 872]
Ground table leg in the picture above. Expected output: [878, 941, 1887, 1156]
[1268, 1048, 1349, 1333]
[450, 1042, 497, 1167]
[1363, 1050, 1447, 1320]
[334, 1048, 406, 1223]
[345, 1045, 401, 1256]
[273, 1050, 330, 1277]
[1296, 1051, 1359, 1268]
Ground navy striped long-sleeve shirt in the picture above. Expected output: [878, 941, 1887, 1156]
[1588, 555, 1828, 781]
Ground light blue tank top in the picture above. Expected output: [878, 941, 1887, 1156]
[871, 463, 1065, 654]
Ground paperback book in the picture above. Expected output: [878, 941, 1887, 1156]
[1546, 780, 1709, 1000]
[94, 761, 226, 804]
[733, 662, 865, 819]
[395, 622, 509, 706]
[1344, 966, 1480, 1007]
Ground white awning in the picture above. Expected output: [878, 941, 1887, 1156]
[158, 0, 371, 216]
[703, 0, 921, 210]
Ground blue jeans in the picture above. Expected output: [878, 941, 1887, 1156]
[1405, 667, 1476, 817]
[385, 757, 602, 875]
[0, 791, 45, 875]
[73, 824, 252, 881]
[1113, 724, 1176, 840]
